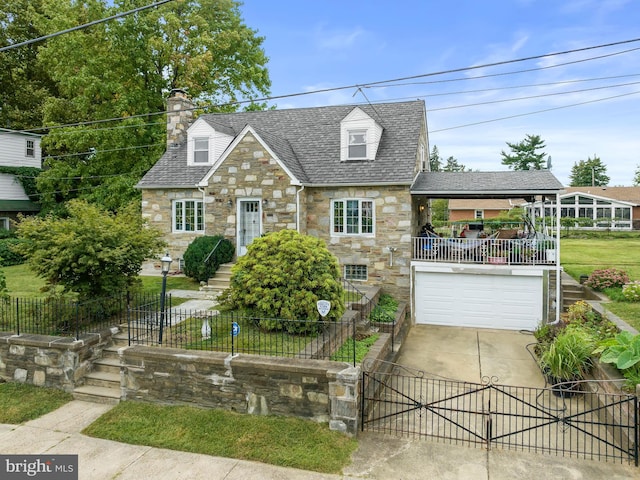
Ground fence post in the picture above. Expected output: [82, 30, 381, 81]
[352, 313, 356, 367]
[15, 298, 20, 336]
[74, 302, 80, 340]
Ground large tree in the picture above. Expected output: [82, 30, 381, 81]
[569, 155, 609, 187]
[500, 134, 548, 171]
[14, 199, 165, 299]
[0, 0, 58, 130]
[13, 0, 271, 213]
[633, 165, 640, 186]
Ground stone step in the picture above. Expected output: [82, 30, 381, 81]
[83, 371, 120, 389]
[73, 385, 120, 405]
[92, 357, 121, 376]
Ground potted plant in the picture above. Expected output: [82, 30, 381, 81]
[487, 245, 508, 264]
[539, 326, 595, 397]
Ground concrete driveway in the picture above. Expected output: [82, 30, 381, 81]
[395, 324, 546, 387]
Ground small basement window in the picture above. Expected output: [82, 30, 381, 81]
[344, 264, 368, 281]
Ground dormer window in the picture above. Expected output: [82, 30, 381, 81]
[340, 107, 383, 162]
[193, 137, 209, 163]
[348, 130, 367, 159]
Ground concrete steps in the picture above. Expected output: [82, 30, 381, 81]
[203, 263, 234, 292]
[72, 328, 128, 404]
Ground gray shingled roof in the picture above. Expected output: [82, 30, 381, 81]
[411, 170, 564, 198]
[137, 100, 425, 188]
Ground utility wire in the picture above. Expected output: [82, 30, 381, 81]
[0, 0, 176, 53]
[430, 90, 640, 133]
[4, 36, 640, 136]
[428, 80, 640, 112]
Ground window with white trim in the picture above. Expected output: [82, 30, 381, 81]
[193, 137, 209, 163]
[475, 210, 483, 219]
[173, 199, 204, 232]
[344, 265, 368, 281]
[347, 130, 367, 159]
[0, 217, 10, 230]
[332, 199, 374, 235]
[25, 139, 35, 157]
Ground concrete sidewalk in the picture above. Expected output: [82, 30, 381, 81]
[1, 400, 636, 480]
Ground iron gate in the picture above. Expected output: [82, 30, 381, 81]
[361, 367, 639, 465]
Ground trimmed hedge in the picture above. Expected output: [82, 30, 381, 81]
[183, 235, 234, 282]
[0, 238, 25, 266]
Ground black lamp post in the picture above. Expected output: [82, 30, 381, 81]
[158, 252, 172, 344]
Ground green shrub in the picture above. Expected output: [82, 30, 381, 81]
[183, 235, 234, 283]
[370, 294, 398, 323]
[595, 331, 640, 391]
[0, 238, 25, 266]
[224, 230, 345, 333]
[622, 282, 640, 302]
[539, 325, 596, 380]
[584, 268, 629, 291]
[565, 300, 618, 341]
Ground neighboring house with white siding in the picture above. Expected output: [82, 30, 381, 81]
[0, 128, 42, 229]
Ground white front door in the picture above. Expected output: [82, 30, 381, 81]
[237, 199, 261, 256]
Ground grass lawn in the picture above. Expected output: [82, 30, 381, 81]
[561, 237, 640, 281]
[601, 302, 640, 332]
[3, 264, 200, 298]
[0, 382, 73, 424]
[83, 402, 358, 474]
[560, 236, 640, 330]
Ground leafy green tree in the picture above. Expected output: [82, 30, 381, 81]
[633, 165, 640, 186]
[569, 155, 609, 186]
[14, 199, 165, 299]
[223, 230, 345, 333]
[443, 157, 466, 172]
[0, 0, 57, 130]
[27, 0, 271, 213]
[429, 146, 442, 172]
[431, 199, 449, 222]
[183, 235, 234, 283]
[500, 134, 547, 170]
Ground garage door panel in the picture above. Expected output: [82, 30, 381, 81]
[415, 271, 542, 330]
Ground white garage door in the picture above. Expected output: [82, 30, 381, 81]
[415, 272, 542, 330]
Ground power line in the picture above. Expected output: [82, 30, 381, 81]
[428, 80, 640, 112]
[0, 0, 176, 53]
[5, 36, 640, 137]
[430, 90, 640, 133]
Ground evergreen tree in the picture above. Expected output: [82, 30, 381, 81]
[500, 134, 547, 170]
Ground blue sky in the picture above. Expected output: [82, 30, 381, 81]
[239, 0, 640, 186]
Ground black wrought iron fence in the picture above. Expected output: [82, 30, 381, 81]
[127, 307, 357, 365]
[0, 292, 165, 339]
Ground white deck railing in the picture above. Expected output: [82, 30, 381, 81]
[412, 236, 557, 265]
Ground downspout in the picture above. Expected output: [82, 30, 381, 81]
[295, 185, 305, 233]
[198, 186, 206, 233]
[549, 191, 562, 325]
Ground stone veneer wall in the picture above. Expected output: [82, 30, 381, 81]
[121, 347, 360, 435]
[0, 329, 114, 391]
[306, 185, 414, 304]
[141, 132, 418, 304]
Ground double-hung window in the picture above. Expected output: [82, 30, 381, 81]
[348, 130, 366, 159]
[173, 199, 204, 232]
[25, 139, 35, 157]
[332, 199, 374, 235]
[193, 137, 209, 163]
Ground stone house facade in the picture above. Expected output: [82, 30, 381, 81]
[138, 91, 429, 303]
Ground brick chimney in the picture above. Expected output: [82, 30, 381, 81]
[166, 88, 194, 147]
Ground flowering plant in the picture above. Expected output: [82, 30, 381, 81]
[584, 268, 629, 291]
[622, 281, 640, 302]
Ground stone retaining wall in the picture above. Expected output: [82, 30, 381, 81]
[120, 347, 360, 435]
[0, 329, 115, 391]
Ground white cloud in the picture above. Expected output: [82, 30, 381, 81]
[313, 25, 367, 50]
